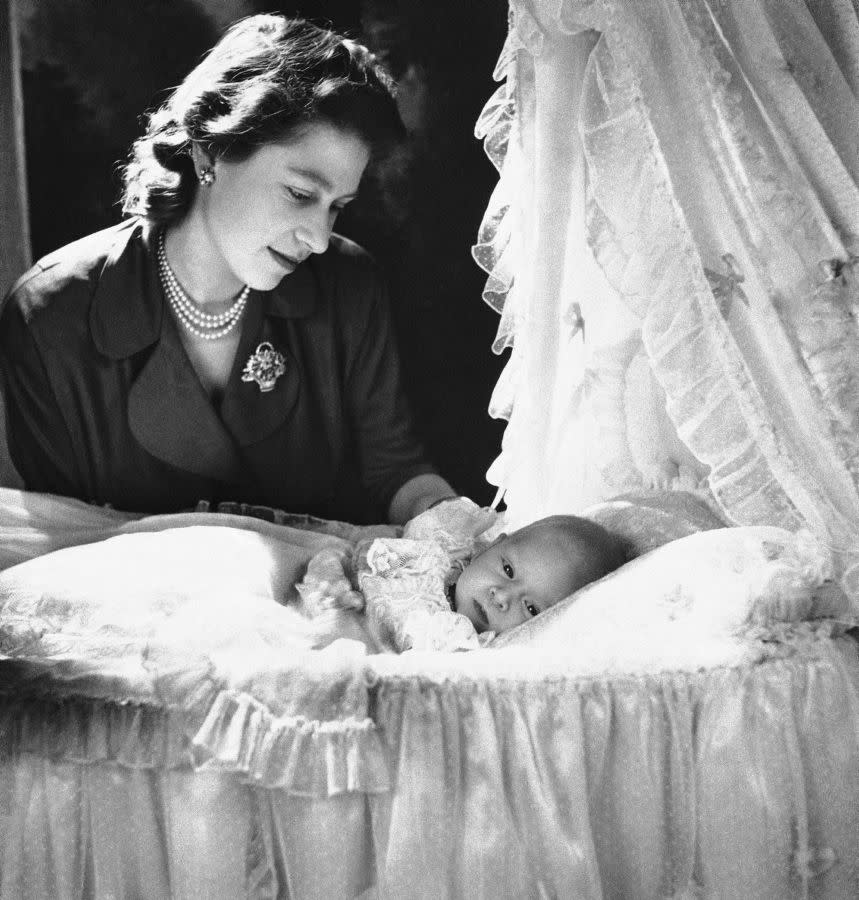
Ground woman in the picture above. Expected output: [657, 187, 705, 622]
[0, 14, 455, 524]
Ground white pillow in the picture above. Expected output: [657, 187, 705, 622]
[491, 526, 848, 671]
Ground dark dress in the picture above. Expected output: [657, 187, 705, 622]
[0, 219, 435, 522]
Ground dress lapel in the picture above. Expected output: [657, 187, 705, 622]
[220, 263, 317, 447]
[128, 311, 245, 483]
[89, 220, 162, 358]
[92, 220, 319, 473]
[219, 295, 301, 447]
[91, 221, 243, 482]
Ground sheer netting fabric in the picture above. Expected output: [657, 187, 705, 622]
[474, 0, 859, 611]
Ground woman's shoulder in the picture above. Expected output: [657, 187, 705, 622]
[4, 220, 142, 326]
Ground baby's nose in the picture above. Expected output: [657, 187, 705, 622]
[490, 585, 514, 611]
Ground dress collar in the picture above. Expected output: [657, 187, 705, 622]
[89, 218, 317, 361]
[91, 218, 313, 480]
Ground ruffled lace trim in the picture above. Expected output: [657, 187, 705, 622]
[190, 690, 390, 796]
[472, 36, 521, 353]
[572, 9, 812, 535]
[0, 665, 391, 796]
[0, 682, 391, 797]
[577, 5, 859, 561]
[472, 1, 611, 358]
[0, 692, 192, 768]
[474, 0, 859, 584]
[790, 258, 859, 484]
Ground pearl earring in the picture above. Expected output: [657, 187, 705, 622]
[198, 166, 215, 186]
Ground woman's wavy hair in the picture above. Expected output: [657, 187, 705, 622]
[122, 15, 405, 226]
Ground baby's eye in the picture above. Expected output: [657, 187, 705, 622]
[502, 561, 514, 579]
[525, 602, 539, 618]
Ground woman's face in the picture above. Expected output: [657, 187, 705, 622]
[191, 121, 371, 291]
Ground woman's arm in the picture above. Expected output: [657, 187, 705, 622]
[340, 252, 453, 522]
[387, 472, 457, 525]
[0, 298, 84, 497]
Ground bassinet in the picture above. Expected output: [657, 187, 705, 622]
[2, 626, 858, 899]
[0, 491, 857, 899]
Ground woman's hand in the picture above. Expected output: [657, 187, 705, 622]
[387, 473, 457, 525]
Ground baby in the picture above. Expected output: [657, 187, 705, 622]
[453, 514, 629, 635]
[0, 492, 629, 661]
[303, 499, 629, 651]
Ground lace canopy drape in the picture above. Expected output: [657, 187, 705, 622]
[474, 0, 859, 607]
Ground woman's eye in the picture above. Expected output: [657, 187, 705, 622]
[502, 562, 514, 579]
[525, 602, 539, 618]
[286, 187, 314, 204]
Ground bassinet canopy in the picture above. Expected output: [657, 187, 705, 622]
[473, 0, 859, 607]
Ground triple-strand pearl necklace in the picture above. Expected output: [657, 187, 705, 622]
[157, 231, 250, 341]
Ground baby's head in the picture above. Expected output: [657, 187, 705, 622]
[453, 514, 628, 634]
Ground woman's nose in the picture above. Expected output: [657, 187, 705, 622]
[296, 216, 331, 255]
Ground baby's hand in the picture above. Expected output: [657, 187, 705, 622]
[400, 607, 480, 652]
[640, 459, 680, 491]
[674, 464, 704, 493]
[640, 459, 703, 493]
[296, 548, 363, 615]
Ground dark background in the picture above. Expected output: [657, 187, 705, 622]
[17, 0, 509, 504]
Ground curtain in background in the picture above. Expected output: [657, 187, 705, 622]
[474, 0, 859, 604]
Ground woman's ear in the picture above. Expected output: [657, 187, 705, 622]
[190, 143, 215, 175]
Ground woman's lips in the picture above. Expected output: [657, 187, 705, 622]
[268, 247, 301, 271]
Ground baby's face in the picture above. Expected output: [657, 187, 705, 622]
[453, 529, 587, 634]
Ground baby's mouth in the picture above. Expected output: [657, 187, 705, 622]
[472, 599, 490, 631]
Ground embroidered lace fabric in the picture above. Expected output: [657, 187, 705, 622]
[473, 0, 859, 612]
[297, 498, 500, 652]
